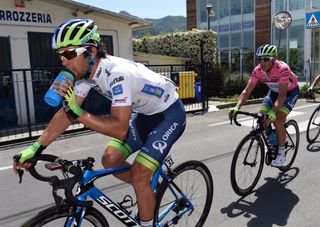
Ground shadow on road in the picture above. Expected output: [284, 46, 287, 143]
[306, 142, 320, 152]
[221, 168, 300, 227]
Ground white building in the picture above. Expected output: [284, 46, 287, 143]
[0, 0, 152, 129]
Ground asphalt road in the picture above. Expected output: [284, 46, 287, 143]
[0, 99, 320, 227]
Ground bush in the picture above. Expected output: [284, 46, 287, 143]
[222, 74, 269, 99]
[222, 75, 248, 97]
[206, 64, 228, 97]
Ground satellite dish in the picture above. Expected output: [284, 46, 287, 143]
[273, 11, 292, 30]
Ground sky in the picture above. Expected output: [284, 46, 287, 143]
[73, 0, 186, 19]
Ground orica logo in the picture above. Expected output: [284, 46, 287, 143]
[152, 140, 167, 154]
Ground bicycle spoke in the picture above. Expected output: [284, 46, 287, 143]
[155, 161, 213, 227]
[279, 120, 299, 172]
[307, 107, 320, 143]
[231, 134, 264, 196]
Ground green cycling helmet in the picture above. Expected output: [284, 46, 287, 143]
[52, 19, 100, 49]
[256, 44, 278, 58]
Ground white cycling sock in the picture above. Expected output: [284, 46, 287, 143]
[140, 219, 153, 227]
[278, 146, 285, 156]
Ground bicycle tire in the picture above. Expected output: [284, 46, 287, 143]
[22, 204, 109, 227]
[279, 119, 300, 172]
[230, 133, 264, 196]
[306, 106, 320, 144]
[154, 160, 213, 227]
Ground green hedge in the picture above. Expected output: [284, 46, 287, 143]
[133, 29, 217, 65]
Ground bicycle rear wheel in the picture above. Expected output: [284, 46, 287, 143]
[154, 161, 213, 227]
[22, 205, 109, 227]
[306, 106, 320, 144]
[230, 133, 264, 196]
[279, 119, 300, 172]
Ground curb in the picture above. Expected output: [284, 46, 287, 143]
[214, 99, 263, 109]
[213, 97, 309, 110]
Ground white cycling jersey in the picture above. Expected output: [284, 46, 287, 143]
[74, 55, 179, 115]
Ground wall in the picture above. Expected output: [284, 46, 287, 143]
[133, 52, 190, 65]
[255, 0, 271, 48]
[0, 0, 135, 125]
[187, 0, 197, 30]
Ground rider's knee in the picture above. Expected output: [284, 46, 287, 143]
[101, 146, 124, 168]
[274, 112, 287, 128]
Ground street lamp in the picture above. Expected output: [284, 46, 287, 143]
[206, 3, 213, 30]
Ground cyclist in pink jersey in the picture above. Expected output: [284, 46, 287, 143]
[229, 44, 300, 167]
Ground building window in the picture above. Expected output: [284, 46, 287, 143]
[231, 32, 241, 47]
[243, 0, 254, 14]
[28, 32, 60, 68]
[219, 0, 230, 19]
[273, 0, 286, 11]
[0, 37, 12, 70]
[289, 0, 304, 10]
[0, 36, 17, 129]
[100, 35, 114, 56]
[288, 19, 304, 79]
[231, 1, 241, 15]
[219, 33, 229, 48]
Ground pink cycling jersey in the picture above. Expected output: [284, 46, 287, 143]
[249, 60, 298, 92]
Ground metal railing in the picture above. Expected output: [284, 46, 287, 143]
[0, 64, 208, 145]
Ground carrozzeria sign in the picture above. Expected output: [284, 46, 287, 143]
[0, 9, 53, 25]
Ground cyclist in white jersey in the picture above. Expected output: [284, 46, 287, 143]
[13, 19, 186, 227]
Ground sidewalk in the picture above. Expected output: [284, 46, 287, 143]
[208, 98, 263, 112]
[208, 98, 311, 112]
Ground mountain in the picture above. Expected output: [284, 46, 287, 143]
[119, 11, 186, 38]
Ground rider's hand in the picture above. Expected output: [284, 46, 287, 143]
[229, 105, 240, 120]
[308, 85, 314, 93]
[63, 86, 83, 119]
[267, 109, 276, 122]
[12, 141, 46, 174]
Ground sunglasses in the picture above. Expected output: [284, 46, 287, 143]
[57, 47, 87, 61]
[258, 57, 272, 62]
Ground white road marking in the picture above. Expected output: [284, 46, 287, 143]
[0, 166, 11, 171]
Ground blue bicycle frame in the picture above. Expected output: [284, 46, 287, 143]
[64, 156, 193, 227]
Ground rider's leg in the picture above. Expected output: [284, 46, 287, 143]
[101, 144, 131, 183]
[130, 161, 155, 224]
[101, 113, 143, 183]
[131, 99, 186, 225]
[273, 111, 287, 146]
[271, 111, 287, 166]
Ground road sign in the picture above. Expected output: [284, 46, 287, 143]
[306, 11, 320, 28]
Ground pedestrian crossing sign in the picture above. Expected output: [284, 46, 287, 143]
[306, 11, 320, 28]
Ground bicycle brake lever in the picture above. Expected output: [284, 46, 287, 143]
[17, 168, 24, 184]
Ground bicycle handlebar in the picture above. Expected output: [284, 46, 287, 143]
[28, 154, 93, 208]
[231, 110, 263, 127]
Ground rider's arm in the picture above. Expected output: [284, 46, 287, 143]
[77, 105, 132, 140]
[236, 81, 256, 108]
[272, 83, 288, 113]
[38, 95, 85, 146]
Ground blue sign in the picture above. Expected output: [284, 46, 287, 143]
[306, 11, 320, 28]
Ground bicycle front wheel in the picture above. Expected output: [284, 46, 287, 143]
[230, 133, 264, 196]
[22, 205, 109, 227]
[154, 161, 213, 227]
[279, 119, 300, 172]
[306, 106, 320, 144]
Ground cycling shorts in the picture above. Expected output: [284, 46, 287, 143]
[260, 85, 300, 115]
[107, 99, 186, 172]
